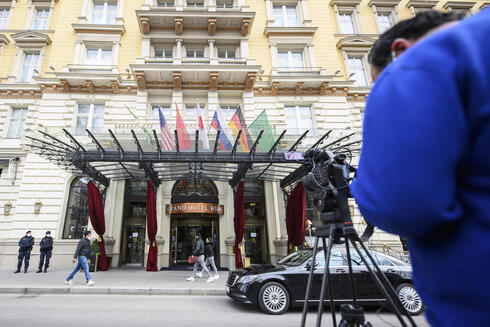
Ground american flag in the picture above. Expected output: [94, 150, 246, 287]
[158, 106, 175, 151]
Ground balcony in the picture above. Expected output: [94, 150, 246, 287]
[271, 67, 325, 76]
[66, 64, 119, 74]
[141, 57, 247, 65]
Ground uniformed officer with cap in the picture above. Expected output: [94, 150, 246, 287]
[15, 231, 35, 273]
[37, 231, 53, 273]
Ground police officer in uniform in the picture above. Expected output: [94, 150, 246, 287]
[37, 231, 53, 273]
[15, 231, 35, 273]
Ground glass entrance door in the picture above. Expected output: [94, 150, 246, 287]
[126, 225, 145, 264]
[244, 225, 266, 264]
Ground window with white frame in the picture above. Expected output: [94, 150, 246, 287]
[7, 108, 28, 139]
[186, 48, 205, 58]
[154, 48, 173, 58]
[377, 12, 393, 33]
[185, 103, 199, 117]
[20, 52, 40, 82]
[273, 5, 299, 27]
[75, 104, 105, 135]
[92, 1, 117, 24]
[217, 0, 234, 8]
[346, 56, 368, 87]
[85, 47, 112, 65]
[220, 105, 238, 121]
[284, 105, 313, 135]
[157, 0, 174, 6]
[0, 7, 10, 29]
[218, 49, 235, 59]
[32, 7, 50, 30]
[152, 104, 171, 121]
[187, 0, 204, 7]
[278, 50, 304, 69]
[338, 12, 356, 34]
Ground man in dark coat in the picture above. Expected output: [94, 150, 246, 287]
[37, 231, 53, 273]
[186, 233, 213, 283]
[15, 231, 34, 273]
[64, 231, 95, 286]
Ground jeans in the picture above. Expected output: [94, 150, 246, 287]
[192, 255, 211, 278]
[66, 256, 91, 282]
[39, 249, 52, 270]
[17, 250, 30, 272]
[205, 256, 219, 275]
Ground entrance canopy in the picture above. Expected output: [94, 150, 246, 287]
[24, 127, 360, 190]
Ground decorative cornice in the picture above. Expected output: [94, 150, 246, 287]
[0, 34, 9, 46]
[443, 1, 476, 10]
[330, 0, 362, 7]
[11, 31, 51, 46]
[480, 2, 490, 9]
[405, 0, 438, 9]
[337, 35, 377, 49]
[71, 23, 126, 35]
[368, 0, 401, 7]
[264, 26, 318, 37]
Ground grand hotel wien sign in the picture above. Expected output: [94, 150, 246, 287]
[166, 203, 224, 216]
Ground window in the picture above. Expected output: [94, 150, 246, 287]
[7, 108, 27, 139]
[220, 105, 238, 121]
[187, 0, 204, 7]
[185, 103, 198, 117]
[278, 50, 304, 68]
[347, 56, 368, 87]
[63, 179, 89, 239]
[154, 48, 173, 58]
[218, 49, 235, 59]
[217, 0, 234, 8]
[20, 52, 40, 82]
[152, 105, 171, 121]
[338, 12, 355, 34]
[157, 0, 174, 6]
[377, 13, 393, 33]
[284, 105, 313, 135]
[32, 7, 49, 30]
[92, 1, 117, 24]
[75, 104, 105, 135]
[273, 5, 298, 27]
[316, 249, 345, 268]
[0, 7, 9, 29]
[85, 48, 112, 65]
[186, 49, 205, 58]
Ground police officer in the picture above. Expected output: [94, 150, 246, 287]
[15, 231, 35, 273]
[37, 231, 53, 273]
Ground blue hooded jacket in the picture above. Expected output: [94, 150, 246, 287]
[351, 9, 490, 327]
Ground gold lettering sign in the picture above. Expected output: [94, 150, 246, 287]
[166, 203, 224, 215]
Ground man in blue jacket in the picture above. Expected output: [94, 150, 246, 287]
[351, 9, 490, 327]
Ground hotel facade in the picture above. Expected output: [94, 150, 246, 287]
[0, 0, 485, 270]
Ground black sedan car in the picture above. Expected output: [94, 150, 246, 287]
[226, 247, 423, 316]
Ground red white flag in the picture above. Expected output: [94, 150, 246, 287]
[197, 100, 209, 150]
[175, 103, 192, 150]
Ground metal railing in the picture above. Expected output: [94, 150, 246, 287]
[145, 57, 174, 64]
[67, 64, 116, 73]
[182, 58, 211, 65]
[218, 58, 246, 65]
[272, 67, 322, 76]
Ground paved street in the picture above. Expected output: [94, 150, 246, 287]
[0, 294, 430, 327]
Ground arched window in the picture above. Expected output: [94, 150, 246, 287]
[171, 179, 218, 203]
[63, 178, 89, 239]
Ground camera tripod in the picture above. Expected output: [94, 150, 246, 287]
[299, 162, 418, 327]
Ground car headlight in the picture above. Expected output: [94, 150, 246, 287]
[238, 275, 258, 284]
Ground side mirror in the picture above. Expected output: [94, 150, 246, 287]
[305, 260, 319, 270]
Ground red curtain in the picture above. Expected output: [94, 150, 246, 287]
[286, 182, 307, 253]
[87, 181, 109, 271]
[146, 180, 158, 271]
[233, 182, 245, 269]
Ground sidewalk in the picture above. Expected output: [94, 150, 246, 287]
[0, 267, 227, 296]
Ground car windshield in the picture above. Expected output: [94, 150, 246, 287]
[276, 250, 312, 266]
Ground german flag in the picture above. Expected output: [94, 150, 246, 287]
[228, 106, 253, 152]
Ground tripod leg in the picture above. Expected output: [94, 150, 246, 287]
[301, 236, 320, 327]
[344, 238, 358, 305]
[315, 227, 337, 327]
[355, 238, 417, 327]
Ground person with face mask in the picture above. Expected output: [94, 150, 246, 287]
[37, 231, 53, 273]
[15, 231, 35, 273]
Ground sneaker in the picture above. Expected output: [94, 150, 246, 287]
[86, 280, 95, 286]
[206, 277, 214, 283]
[213, 274, 220, 280]
[196, 272, 203, 278]
[64, 280, 73, 285]
[186, 276, 195, 282]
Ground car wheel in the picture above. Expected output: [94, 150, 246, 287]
[258, 281, 290, 315]
[396, 283, 423, 316]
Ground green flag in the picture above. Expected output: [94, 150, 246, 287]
[124, 105, 152, 145]
[249, 110, 275, 152]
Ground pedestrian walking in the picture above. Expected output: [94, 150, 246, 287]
[64, 231, 95, 286]
[15, 231, 34, 273]
[205, 237, 219, 280]
[186, 233, 213, 283]
[37, 231, 53, 273]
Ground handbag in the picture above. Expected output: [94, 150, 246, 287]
[188, 256, 197, 264]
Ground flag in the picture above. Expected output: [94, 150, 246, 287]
[175, 103, 192, 150]
[228, 106, 253, 152]
[211, 107, 233, 151]
[158, 106, 175, 151]
[249, 110, 275, 152]
[196, 100, 209, 150]
[124, 105, 152, 144]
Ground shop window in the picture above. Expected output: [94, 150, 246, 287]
[63, 179, 89, 239]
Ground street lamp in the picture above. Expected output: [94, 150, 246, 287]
[34, 200, 42, 214]
[4, 202, 12, 215]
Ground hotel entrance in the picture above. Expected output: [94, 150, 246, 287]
[169, 179, 221, 267]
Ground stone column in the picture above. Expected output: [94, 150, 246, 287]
[208, 39, 218, 64]
[174, 39, 183, 64]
